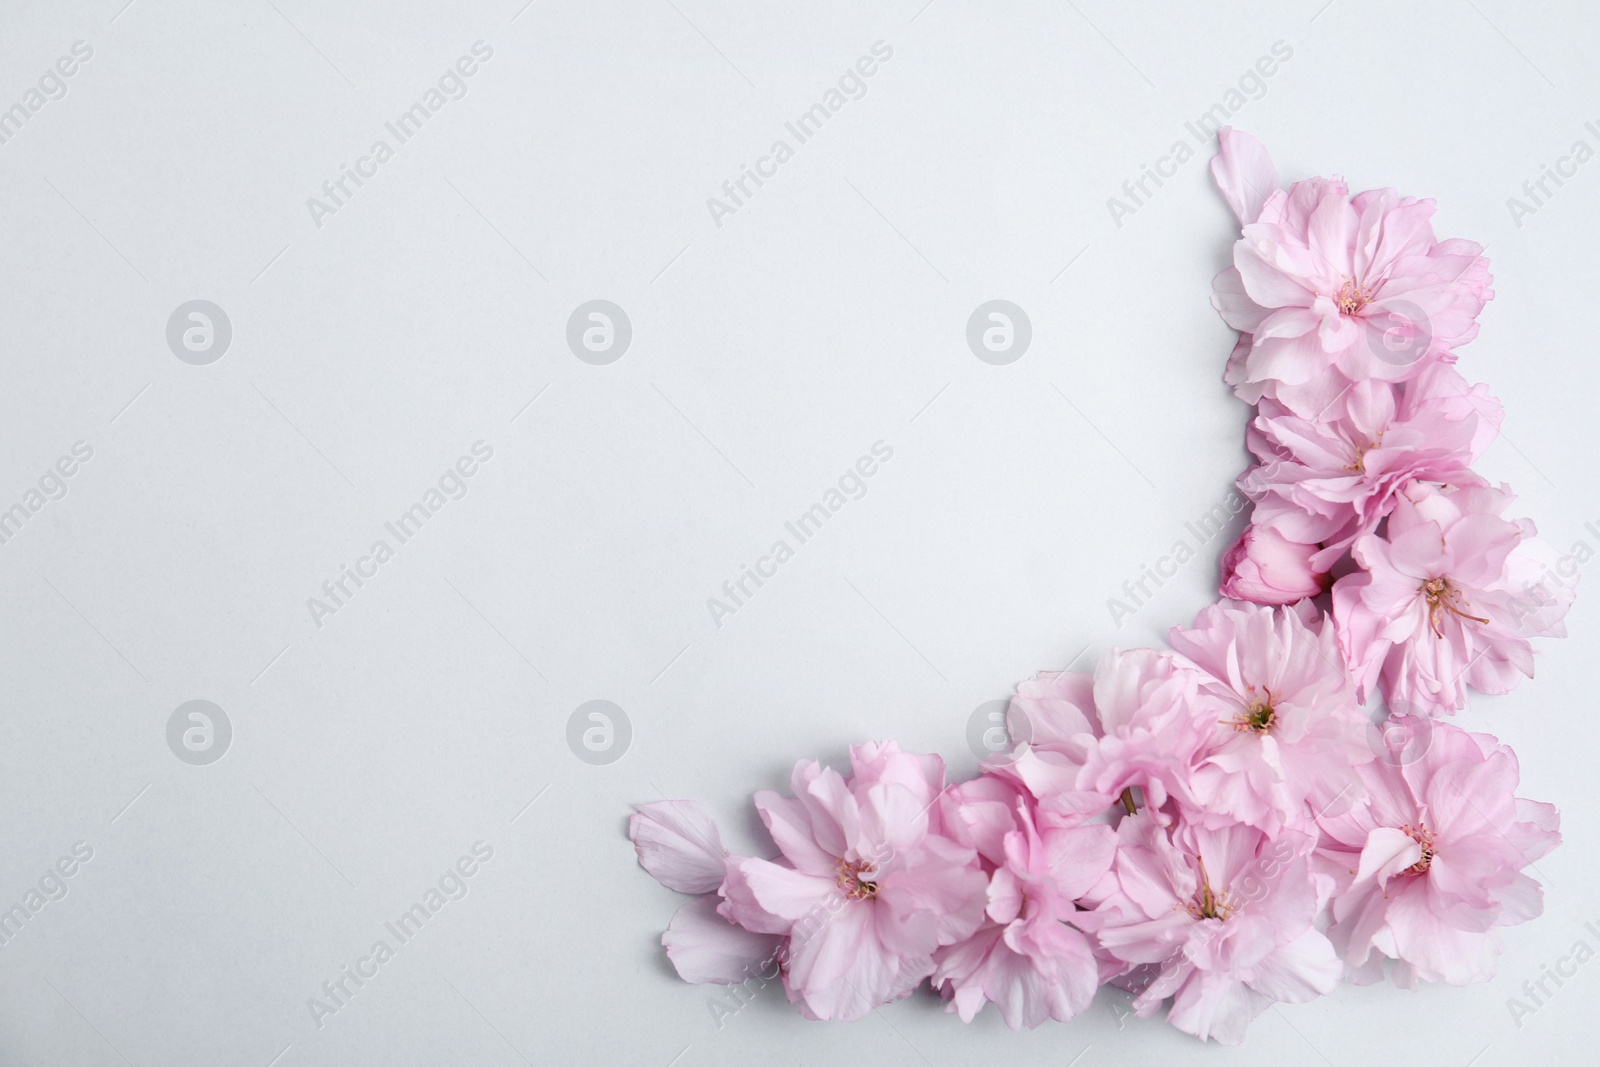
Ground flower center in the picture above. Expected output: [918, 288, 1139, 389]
[1422, 577, 1490, 637]
[1181, 856, 1237, 921]
[835, 858, 879, 901]
[1398, 823, 1436, 876]
[1345, 433, 1383, 473]
[1222, 686, 1276, 734]
[1334, 276, 1373, 316]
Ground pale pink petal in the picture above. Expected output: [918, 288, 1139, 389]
[720, 857, 832, 934]
[629, 799, 727, 894]
[1354, 826, 1423, 889]
[1246, 928, 1342, 1003]
[1211, 127, 1279, 226]
[663, 895, 783, 984]
[785, 902, 917, 1020]
[753, 790, 835, 877]
[1166, 971, 1267, 1046]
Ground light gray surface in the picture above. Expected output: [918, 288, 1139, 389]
[1, 1, 1596, 1064]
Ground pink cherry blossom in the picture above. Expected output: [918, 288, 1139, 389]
[982, 668, 1105, 821]
[990, 649, 1213, 822]
[1242, 364, 1502, 571]
[1210, 129, 1492, 415]
[718, 741, 988, 1020]
[1169, 600, 1370, 834]
[1314, 721, 1559, 986]
[1333, 482, 1573, 715]
[938, 774, 1035, 865]
[1219, 523, 1329, 605]
[1089, 813, 1341, 1045]
[932, 786, 1115, 1029]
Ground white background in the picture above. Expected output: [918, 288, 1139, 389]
[1, 1, 1596, 1064]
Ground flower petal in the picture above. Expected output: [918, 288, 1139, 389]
[663, 895, 783, 985]
[629, 799, 727, 894]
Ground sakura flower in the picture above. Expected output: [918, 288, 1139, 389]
[1089, 814, 1341, 1045]
[938, 773, 1035, 865]
[982, 669, 1106, 822]
[1241, 363, 1503, 571]
[1219, 522, 1329, 605]
[1169, 601, 1370, 834]
[932, 790, 1115, 1030]
[1333, 483, 1573, 715]
[1209, 129, 1492, 414]
[990, 649, 1214, 822]
[719, 741, 988, 1020]
[1314, 721, 1559, 986]
[1222, 328, 1365, 418]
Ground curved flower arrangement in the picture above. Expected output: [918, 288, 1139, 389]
[628, 129, 1574, 1044]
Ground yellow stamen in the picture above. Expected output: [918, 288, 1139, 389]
[1422, 577, 1490, 637]
[834, 858, 878, 900]
[1334, 276, 1373, 315]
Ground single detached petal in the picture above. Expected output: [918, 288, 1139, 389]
[629, 799, 727, 894]
[1212, 127, 1279, 226]
[663, 895, 783, 985]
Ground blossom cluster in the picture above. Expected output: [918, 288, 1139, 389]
[1208, 130, 1573, 715]
[628, 129, 1571, 1044]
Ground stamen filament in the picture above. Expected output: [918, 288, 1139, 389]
[1422, 577, 1490, 637]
